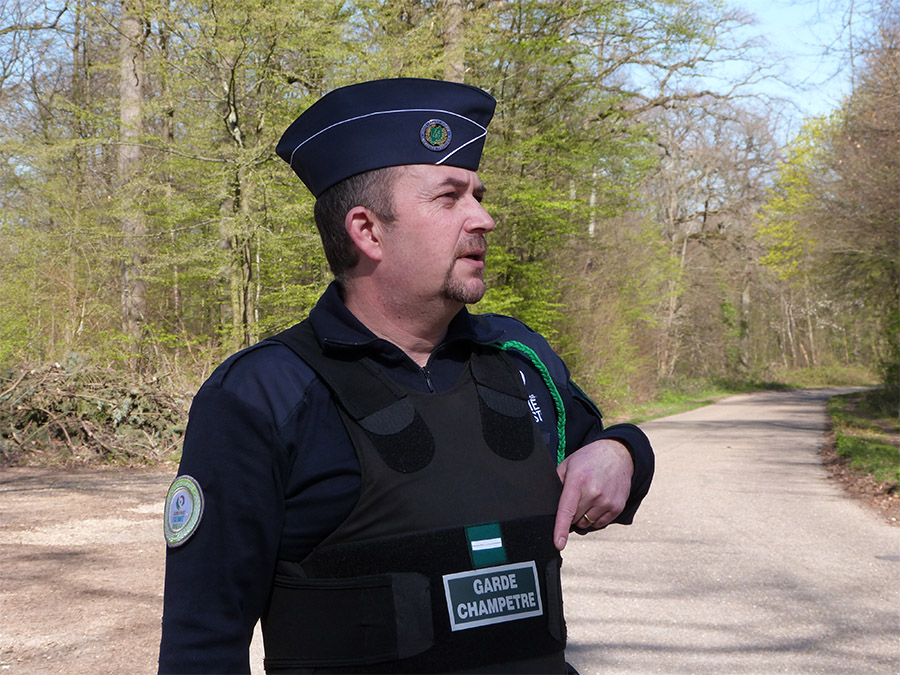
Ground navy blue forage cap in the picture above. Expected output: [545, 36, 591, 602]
[276, 78, 497, 197]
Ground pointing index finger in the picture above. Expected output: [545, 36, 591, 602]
[553, 476, 583, 551]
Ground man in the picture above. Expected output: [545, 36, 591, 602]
[159, 78, 653, 674]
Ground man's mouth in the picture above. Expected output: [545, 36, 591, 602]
[457, 239, 487, 263]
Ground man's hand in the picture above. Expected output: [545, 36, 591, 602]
[553, 439, 634, 551]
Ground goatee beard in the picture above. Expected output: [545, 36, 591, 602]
[442, 236, 487, 304]
[442, 276, 486, 304]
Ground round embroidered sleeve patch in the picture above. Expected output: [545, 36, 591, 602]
[164, 475, 204, 548]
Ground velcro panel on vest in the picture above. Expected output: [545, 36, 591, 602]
[471, 348, 536, 461]
[270, 321, 437, 472]
[476, 385, 534, 461]
[269, 321, 404, 419]
[283, 515, 565, 673]
[263, 571, 433, 671]
[358, 398, 435, 473]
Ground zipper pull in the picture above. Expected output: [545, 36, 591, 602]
[422, 369, 436, 392]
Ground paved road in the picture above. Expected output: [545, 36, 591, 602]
[2, 388, 897, 673]
[560, 388, 900, 674]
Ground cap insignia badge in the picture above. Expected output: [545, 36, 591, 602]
[420, 119, 452, 151]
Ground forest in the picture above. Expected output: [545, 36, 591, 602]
[1, 0, 897, 464]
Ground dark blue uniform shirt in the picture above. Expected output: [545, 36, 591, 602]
[159, 282, 654, 674]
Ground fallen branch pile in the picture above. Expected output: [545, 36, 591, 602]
[1, 362, 189, 466]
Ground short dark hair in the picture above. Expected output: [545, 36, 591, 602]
[313, 166, 398, 280]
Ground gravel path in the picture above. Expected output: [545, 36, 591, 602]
[0, 469, 170, 673]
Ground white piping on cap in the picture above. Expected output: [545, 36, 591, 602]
[288, 107, 488, 169]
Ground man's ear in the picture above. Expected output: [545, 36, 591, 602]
[345, 206, 385, 263]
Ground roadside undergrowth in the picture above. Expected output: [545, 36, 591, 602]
[823, 388, 900, 525]
[0, 362, 189, 466]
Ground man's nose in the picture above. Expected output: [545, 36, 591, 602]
[467, 200, 496, 233]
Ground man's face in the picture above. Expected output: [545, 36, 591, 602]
[378, 164, 496, 306]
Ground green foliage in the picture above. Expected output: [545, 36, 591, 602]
[2, 0, 894, 467]
[881, 307, 900, 404]
[769, 366, 878, 389]
[753, 16, 898, 388]
[834, 433, 900, 484]
[614, 373, 789, 424]
[754, 116, 832, 281]
[828, 390, 900, 485]
[0, 0, 769, 380]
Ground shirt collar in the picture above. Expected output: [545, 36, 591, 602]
[307, 281, 505, 356]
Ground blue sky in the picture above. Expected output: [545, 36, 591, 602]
[729, 0, 858, 120]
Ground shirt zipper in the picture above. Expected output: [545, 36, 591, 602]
[422, 367, 436, 393]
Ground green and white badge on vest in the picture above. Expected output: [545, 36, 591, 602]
[466, 522, 508, 568]
[442, 561, 543, 631]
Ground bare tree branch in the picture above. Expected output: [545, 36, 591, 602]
[0, 2, 68, 36]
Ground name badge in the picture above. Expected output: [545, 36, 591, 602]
[442, 561, 543, 631]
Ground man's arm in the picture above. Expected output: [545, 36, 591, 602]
[483, 313, 655, 550]
[159, 386, 285, 674]
[553, 437, 634, 550]
[552, 379, 655, 550]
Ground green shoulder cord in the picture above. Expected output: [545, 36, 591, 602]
[494, 340, 567, 466]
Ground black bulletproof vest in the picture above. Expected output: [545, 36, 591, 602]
[263, 321, 567, 673]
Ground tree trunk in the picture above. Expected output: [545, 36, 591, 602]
[218, 169, 255, 352]
[804, 282, 818, 367]
[658, 237, 688, 379]
[118, 0, 147, 366]
[158, 14, 182, 320]
[218, 45, 255, 352]
[783, 290, 799, 367]
[442, 0, 465, 82]
[739, 266, 752, 370]
[66, 6, 84, 351]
